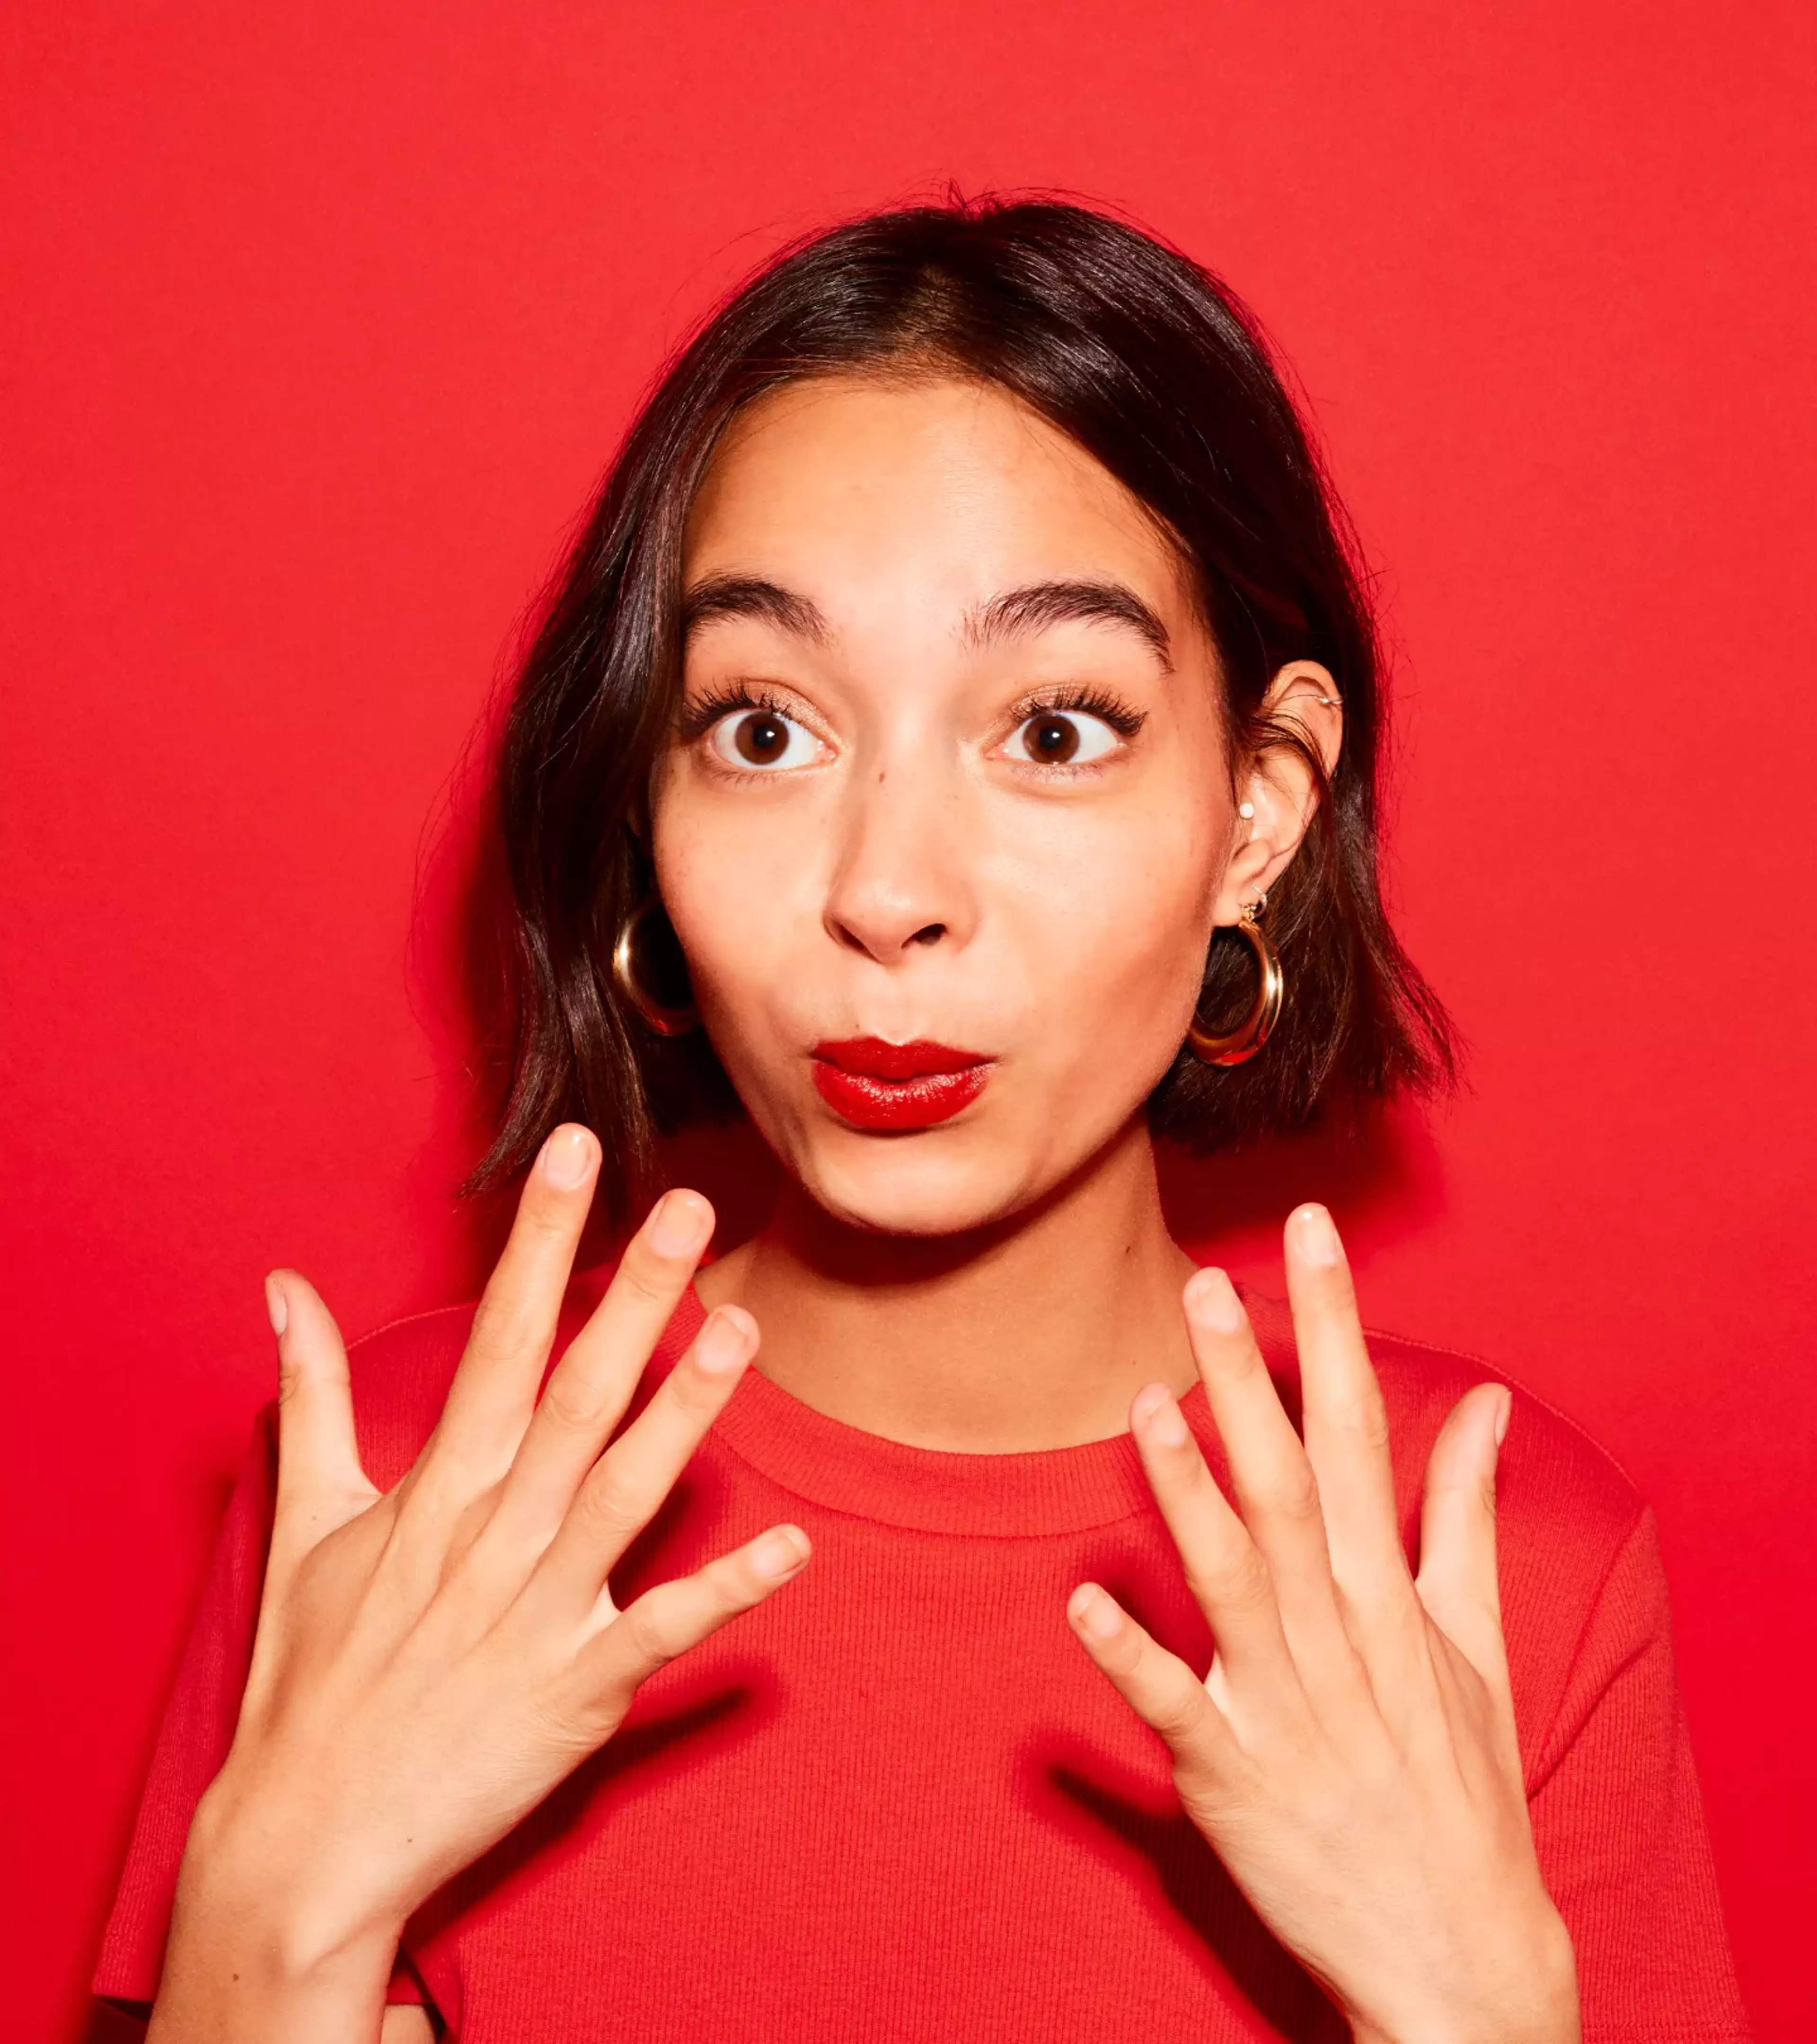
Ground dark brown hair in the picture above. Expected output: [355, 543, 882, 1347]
[466, 194, 1455, 1217]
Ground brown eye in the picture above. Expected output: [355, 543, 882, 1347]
[706, 705, 819, 772]
[1028, 714, 1078, 762]
[735, 712, 788, 763]
[1007, 709, 1121, 766]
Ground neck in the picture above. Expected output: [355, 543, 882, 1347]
[692, 1117, 1202, 1451]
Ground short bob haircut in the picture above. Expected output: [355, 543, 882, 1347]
[467, 194, 1455, 1218]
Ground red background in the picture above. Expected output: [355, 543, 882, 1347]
[4, 3, 1812, 2037]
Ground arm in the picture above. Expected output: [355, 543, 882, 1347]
[144, 1126, 810, 2042]
[1522, 1507, 1751, 2038]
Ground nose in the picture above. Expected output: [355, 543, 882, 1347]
[821, 760, 979, 966]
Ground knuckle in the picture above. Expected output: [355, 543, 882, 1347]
[577, 1470, 648, 1542]
[616, 1604, 679, 1674]
[537, 1372, 605, 1437]
[1211, 1546, 1277, 1618]
[1270, 1464, 1323, 1527]
[1337, 1390, 1392, 1456]
[466, 1293, 530, 1363]
[1216, 1341, 1267, 1387]
[518, 1185, 579, 1244]
[397, 1450, 484, 1535]
[1150, 1681, 1207, 1747]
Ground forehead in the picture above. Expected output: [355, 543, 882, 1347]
[682, 374, 1191, 617]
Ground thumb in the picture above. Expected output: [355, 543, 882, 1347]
[265, 1269, 378, 1581]
[1413, 1382, 1513, 1696]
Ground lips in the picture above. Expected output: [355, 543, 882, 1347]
[811, 1037, 994, 1132]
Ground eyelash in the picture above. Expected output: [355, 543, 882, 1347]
[1003, 682, 1146, 743]
[675, 680, 800, 745]
[676, 680, 1147, 765]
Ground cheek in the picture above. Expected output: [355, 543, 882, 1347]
[650, 785, 820, 1036]
[999, 798, 1222, 1069]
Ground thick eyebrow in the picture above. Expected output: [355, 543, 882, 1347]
[679, 573, 830, 648]
[959, 579, 1173, 671]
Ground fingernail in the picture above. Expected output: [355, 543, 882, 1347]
[1186, 1266, 1244, 1334]
[1070, 1585, 1123, 1640]
[1493, 1387, 1513, 1446]
[696, 1308, 752, 1374]
[648, 1188, 712, 1258]
[1133, 1383, 1189, 1447]
[1293, 1203, 1342, 1268]
[753, 1526, 810, 1579]
[264, 1275, 288, 1339]
[540, 1126, 596, 1191]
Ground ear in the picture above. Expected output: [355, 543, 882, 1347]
[1212, 661, 1343, 925]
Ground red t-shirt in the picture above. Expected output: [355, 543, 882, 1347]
[96, 1272, 1752, 2041]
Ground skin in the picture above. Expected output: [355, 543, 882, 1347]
[146, 375, 1579, 2044]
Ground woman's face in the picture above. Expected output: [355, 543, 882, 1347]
[650, 374, 1244, 1238]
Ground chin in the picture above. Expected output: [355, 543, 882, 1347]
[790, 1125, 1047, 1238]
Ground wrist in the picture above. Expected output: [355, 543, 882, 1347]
[1347, 1907, 1580, 2044]
[169, 1777, 406, 1991]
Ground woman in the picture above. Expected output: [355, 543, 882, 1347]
[97, 199, 1750, 2042]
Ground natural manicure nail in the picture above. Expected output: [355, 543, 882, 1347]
[1187, 1266, 1244, 1334]
[541, 1126, 596, 1190]
[696, 1310, 751, 1374]
[1134, 1384, 1189, 1447]
[649, 1189, 712, 1258]
[1072, 1586, 1123, 1640]
[753, 1526, 809, 1579]
[1294, 1203, 1342, 1268]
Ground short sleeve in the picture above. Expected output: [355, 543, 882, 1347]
[1526, 1504, 1751, 2041]
[91, 1401, 427, 2018]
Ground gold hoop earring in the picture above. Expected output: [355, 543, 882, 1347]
[611, 895, 699, 1037]
[1186, 895, 1284, 1066]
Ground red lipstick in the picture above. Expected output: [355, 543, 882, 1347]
[811, 1038, 994, 1132]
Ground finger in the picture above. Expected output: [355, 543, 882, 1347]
[487, 1186, 717, 1551]
[1414, 1382, 1514, 1702]
[578, 1524, 811, 1704]
[1127, 1383, 1300, 1698]
[265, 1269, 377, 1575]
[1286, 1204, 1420, 1622]
[530, 1304, 759, 1611]
[429, 1125, 600, 1479]
[1182, 1267, 1351, 1668]
[1067, 1583, 1239, 1782]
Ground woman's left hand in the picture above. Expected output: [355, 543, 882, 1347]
[1068, 1202, 1581, 2044]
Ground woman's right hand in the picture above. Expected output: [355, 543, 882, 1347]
[150, 1123, 809, 2041]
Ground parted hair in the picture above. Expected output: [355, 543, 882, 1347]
[465, 194, 1456, 1218]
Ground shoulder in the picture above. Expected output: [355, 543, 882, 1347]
[1243, 1286, 1657, 1764]
[1242, 1284, 1644, 1551]
[1369, 1319, 1646, 1564]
